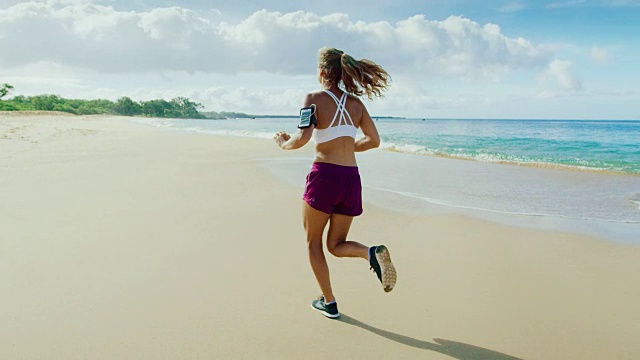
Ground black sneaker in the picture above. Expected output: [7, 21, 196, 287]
[310, 296, 340, 319]
[369, 245, 397, 292]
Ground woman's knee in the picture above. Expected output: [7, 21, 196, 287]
[307, 237, 323, 253]
[327, 239, 345, 257]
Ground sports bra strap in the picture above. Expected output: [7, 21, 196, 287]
[323, 90, 354, 127]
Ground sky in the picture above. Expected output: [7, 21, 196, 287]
[0, 0, 639, 119]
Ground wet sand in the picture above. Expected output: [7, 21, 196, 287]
[2, 113, 639, 359]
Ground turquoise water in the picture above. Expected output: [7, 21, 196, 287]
[375, 119, 640, 174]
[137, 117, 640, 174]
[132, 117, 640, 242]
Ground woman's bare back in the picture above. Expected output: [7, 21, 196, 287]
[305, 89, 370, 166]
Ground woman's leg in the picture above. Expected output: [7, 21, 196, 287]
[326, 213, 397, 292]
[326, 213, 368, 260]
[302, 202, 334, 302]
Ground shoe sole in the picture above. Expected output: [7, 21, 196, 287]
[310, 304, 340, 319]
[375, 245, 397, 292]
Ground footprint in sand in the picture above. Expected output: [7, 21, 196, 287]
[53, 128, 100, 137]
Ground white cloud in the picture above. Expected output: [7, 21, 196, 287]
[8, 2, 630, 118]
[546, 0, 586, 8]
[0, 2, 555, 79]
[537, 89, 559, 99]
[498, 1, 526, 13]
[590, 46, 609, 64]
[544, 59, 582, 91]
[122, 86, 305, 114]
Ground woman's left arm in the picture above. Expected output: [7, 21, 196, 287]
[274, 93, 315, 150]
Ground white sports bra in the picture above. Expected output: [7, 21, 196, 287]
[312, 90, 358, 144]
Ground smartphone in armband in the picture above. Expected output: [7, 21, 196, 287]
[298, 104, 316, 129]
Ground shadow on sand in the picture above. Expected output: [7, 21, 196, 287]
[339, 314, 524, 360]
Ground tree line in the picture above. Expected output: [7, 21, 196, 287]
[0, 83, 207, 119]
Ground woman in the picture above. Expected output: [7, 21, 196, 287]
[273, 47, 396, 319]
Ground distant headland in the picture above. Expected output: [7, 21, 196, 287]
[0, 83, 403, 120]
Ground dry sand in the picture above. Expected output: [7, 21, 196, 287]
[1, 113, 639, 359]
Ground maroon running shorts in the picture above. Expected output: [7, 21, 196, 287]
[303, 162, 363, 216]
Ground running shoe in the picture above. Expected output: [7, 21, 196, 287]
[369, 245, 397, 292]
[310, 296, 340, 319]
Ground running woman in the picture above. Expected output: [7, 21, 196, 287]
[274, 47, 396, 319]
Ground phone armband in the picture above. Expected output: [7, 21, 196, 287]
[298, 104, 316, 129]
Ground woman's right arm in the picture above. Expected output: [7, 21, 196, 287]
[355, 105, 380, 152]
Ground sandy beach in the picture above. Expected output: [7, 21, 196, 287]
[2, 113, 639, 359]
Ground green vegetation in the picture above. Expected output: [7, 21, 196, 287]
[0, 83, 298, 119]
[0, 94, 206, 119]
[0, 83, 14, 100]
[0, 83, 206, 119]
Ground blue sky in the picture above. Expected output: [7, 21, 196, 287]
[0, 0, 638, 119]
[101, 0, 640, 42]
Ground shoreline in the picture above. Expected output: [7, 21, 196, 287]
[5, 109, 639, 176]
[134, 116, 640, 177]
[3, 109, 638, 121]
[6, 112, 639, 242]
[383, 146, 640, 176]
[2, 113, 640, 359]
[257, 145, 640, 245]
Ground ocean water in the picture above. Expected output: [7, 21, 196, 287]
[137, 117, 640, 174]
[132, 117, 640, 243]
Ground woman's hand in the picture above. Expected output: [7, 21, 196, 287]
[273, 131, 291, 148]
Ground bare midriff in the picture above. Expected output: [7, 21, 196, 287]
[313, 136, 357, 167]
